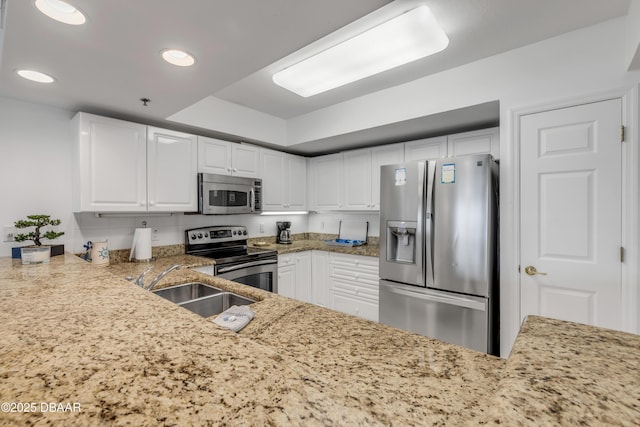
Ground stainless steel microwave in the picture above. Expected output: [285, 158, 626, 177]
[198, 173, 262, 214]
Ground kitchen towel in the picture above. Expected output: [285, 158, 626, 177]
[213, 305, 255, 332]
[130, 228, 152, 261]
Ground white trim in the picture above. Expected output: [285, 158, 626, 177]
[503, 86, 639, 357]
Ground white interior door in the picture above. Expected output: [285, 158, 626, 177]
[520, 98, 623, 330]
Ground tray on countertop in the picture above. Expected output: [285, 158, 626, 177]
[324, 220, 368, 247]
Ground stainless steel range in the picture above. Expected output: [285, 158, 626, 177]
[185, 226, 278, 293]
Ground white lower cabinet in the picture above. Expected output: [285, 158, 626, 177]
[328, 253, 379, 322]
[277, 252, 312, 302]
[278, 251, 379, 321]
[311, 250, 329, 307]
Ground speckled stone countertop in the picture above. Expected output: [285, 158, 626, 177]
[482, 316, 640, 426]
[248, 233, 380, 257]
[1, 254, 638, 425]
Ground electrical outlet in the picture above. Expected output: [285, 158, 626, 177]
[259, 223, 264, 233]
[3, 226, 16, 242]
[320, 221, 325, 230]
[151, 228, 159, 242]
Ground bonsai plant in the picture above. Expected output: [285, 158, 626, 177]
[14, 214, 65, 264]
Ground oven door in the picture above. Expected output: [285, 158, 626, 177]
[215, 259, 277, 293]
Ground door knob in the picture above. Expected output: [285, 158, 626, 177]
[524, 266, 547, 276]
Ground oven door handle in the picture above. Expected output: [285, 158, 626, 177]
[216, 259, 277, 274]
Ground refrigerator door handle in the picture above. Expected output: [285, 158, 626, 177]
[385, 286, 486, 311]
[424, 160, 436, 286]
[415, 162, 425, 286]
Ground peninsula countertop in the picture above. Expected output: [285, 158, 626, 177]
[1, 253, 638, 425]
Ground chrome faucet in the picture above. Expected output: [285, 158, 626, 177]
[135, 264, 182, 290]
[145, 264, 181, 291]
[135, 266, 153, 288]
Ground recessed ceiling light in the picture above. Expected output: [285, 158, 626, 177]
[273, 5, 449, 97]
[16, 69, 56, 83]
[161, 49, 195, 67]
[35, 0, 86, 25]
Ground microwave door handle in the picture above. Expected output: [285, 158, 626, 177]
[250, 188, 255, 212]
[217, 259, 276, 274]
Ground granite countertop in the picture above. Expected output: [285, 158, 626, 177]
[248, 234, 380, 257]
[1, 254, 638, 425]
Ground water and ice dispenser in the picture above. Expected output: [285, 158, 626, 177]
[386, 221, 417, 264]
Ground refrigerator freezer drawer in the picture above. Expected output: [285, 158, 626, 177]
[379, 280, 491, 354]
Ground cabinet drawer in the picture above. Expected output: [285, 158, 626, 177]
[331, 290, 379, 322]
[329, 264, 378, 285]
[329, 253, 379, 272]
[329, 277, 378, 301]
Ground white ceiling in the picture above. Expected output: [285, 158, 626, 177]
[0, 0, 631, 152]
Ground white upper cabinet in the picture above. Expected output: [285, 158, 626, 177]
[260, 148, 307, 211]
[404, 136, 448, 162]
[309, 153, 343, 210]
[73, 112, 147, 212]
[370, 144, 405, 209]
[287, 154, 307, 210]
[404, 128, 500, 162]
[447, 127, 500, 159]
[343, 143, 404, 211]
[147, 127, 198, 212]
[343, 148, 372, 210]
[198, 136, 260, 178]
[72, 113, 198, 213]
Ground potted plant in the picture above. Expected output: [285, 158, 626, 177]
[14, 214, 65, 264]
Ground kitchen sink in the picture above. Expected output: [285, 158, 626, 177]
[152, 282, 222, 304]
[179, 293, 255, 318]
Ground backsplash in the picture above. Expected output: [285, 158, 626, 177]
[70, 211, 380, 255]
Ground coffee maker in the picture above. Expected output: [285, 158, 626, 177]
[276, 221, 292, 244]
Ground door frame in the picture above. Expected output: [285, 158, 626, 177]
[502, 86, 639, 357]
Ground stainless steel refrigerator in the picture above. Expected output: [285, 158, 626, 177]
[379, 154, 499, 355]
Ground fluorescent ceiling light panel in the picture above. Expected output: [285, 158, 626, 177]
[16, 69, 55, 83]
[272, 5, 449, 97]
[35, 0, 86, 25]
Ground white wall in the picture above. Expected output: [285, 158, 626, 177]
[73, 212, 309, 255]
[0, 98, 75, 256]
[308, 212, 380, 238]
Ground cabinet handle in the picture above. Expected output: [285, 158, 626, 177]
[149, 201, 155, 206]
[233, 168, 237, 173]
[140, 202, 146, 206]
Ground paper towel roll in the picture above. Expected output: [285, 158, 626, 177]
[130, 228, 152, 261]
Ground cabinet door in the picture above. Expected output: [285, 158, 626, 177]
[198, 136, 232, 175]
[232, 144, 261, 177]
[260, 149, 286, 210]
[278, 254, 296, 298]
[287, 154, 307, 210]
[371, 144, 405, 209]
[147, 127, 198, 212]
[311, 251, 330, 307]
[73, 113, 147, 212]
[404, 136, 447, 162]
[343, 148, 372, 210]
[311, 153, 343, 210]
[447, 127, 499, 159]
[295, 251, 313, 303]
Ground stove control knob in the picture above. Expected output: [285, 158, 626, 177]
[191, 234, 196, 240]
[233, 231, 237, 235]
[243, 230, 248, 235]
[197, 233, 203, 239]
